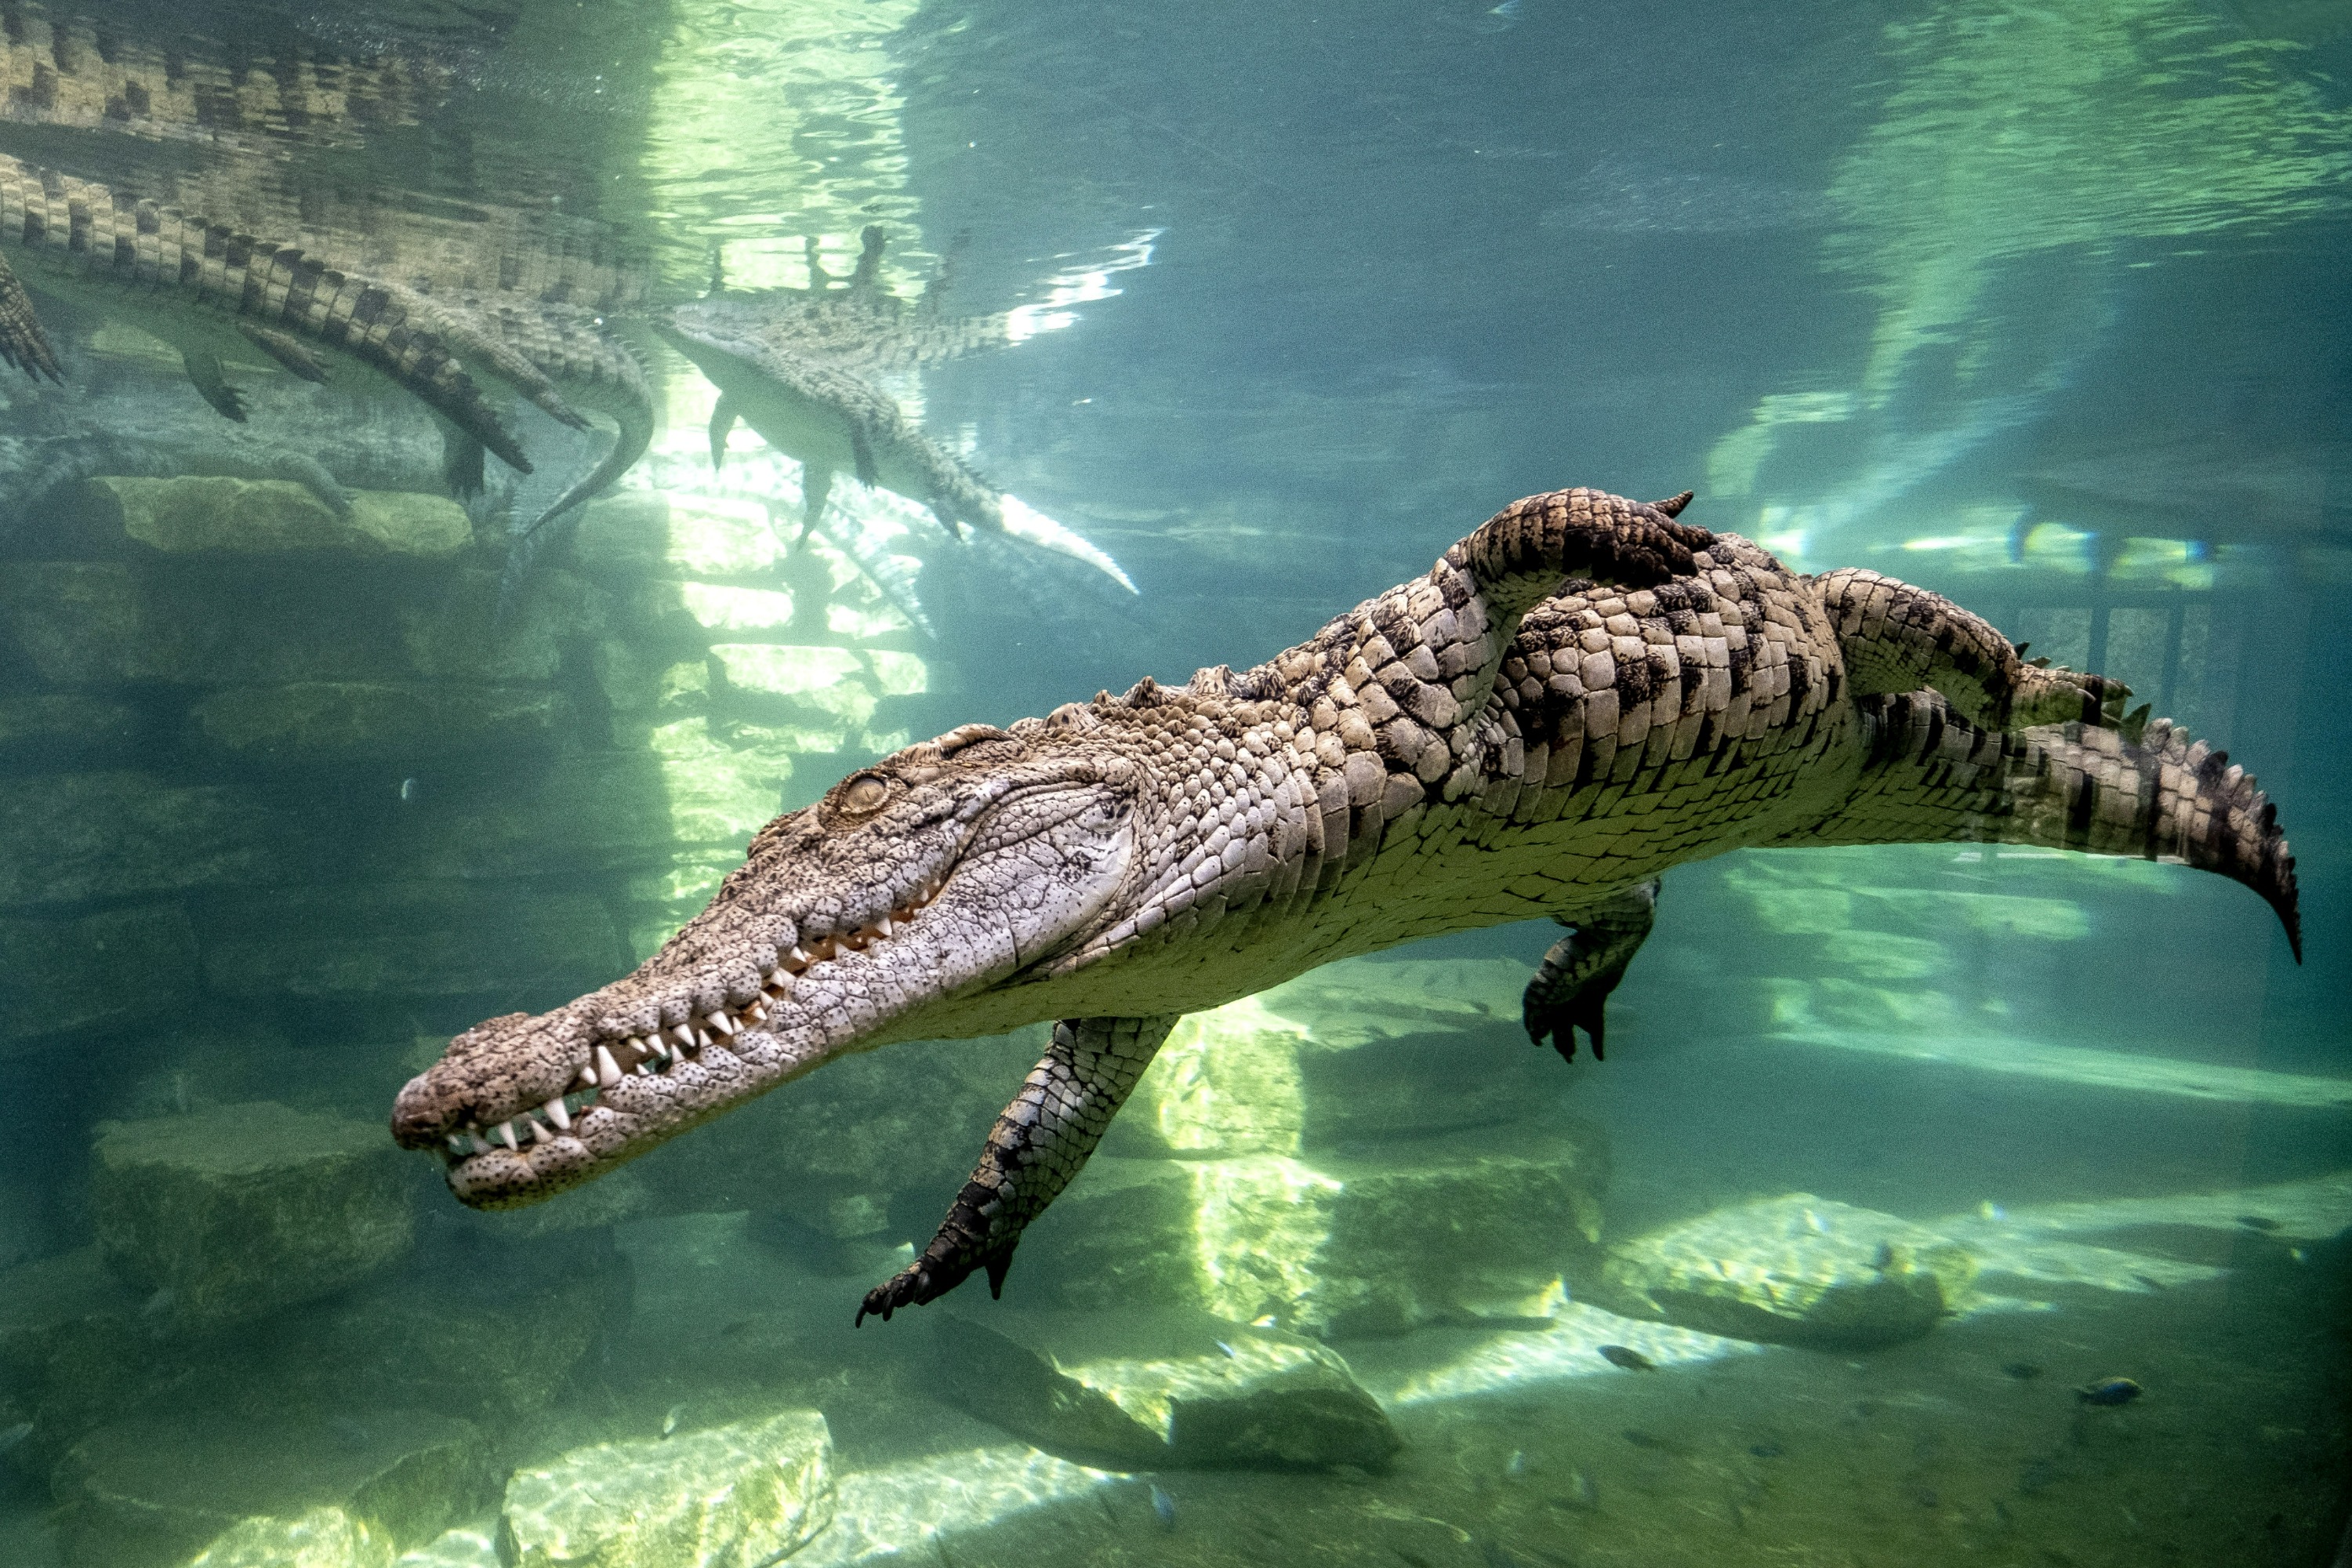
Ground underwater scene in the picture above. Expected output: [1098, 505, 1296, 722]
[0, 0, 2346, 1564]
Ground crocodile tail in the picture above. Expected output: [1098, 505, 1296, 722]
[1792, 691, 2299, 959]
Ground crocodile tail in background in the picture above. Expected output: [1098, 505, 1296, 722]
[1791, 690, 2299, 959]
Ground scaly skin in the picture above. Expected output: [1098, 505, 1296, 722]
[656, 297, 1009, 542]
[0, 152, 657, 532]
[0, 151, 536, 474]
[390, 488, 2299, 1324]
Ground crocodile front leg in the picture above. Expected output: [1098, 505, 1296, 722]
[857, 1013, 1178, 1324]
[1523, 880, 1658, 1063]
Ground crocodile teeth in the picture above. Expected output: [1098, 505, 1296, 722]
[744, 1000, 768, 1023]
[575, 1065, 595, 1088]
[595, 1045, 623, 1087]
[544, 1097, 571, 1131]
[783, 946, 812, 973]
[529, 1118, 550, 1145]
[496, 1122, 519, 1152]
[873, 916, 895, 939]
[706, 1011, 735, 1036]
[671, 1024, 695, 1047]
[635, 1061, 654, 1076]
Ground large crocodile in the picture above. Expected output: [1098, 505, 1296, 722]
[390, 487, 2298, 1322]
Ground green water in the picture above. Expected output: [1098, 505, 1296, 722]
[0, 1, 2345, 1565]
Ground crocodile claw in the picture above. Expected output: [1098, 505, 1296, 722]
[855, 1243, 1018, 1326]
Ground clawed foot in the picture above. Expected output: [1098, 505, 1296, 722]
[1524, 987, 1610, 1063]
[854, 1244, 1014, 1327]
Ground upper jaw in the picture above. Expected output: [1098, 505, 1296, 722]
[390, 765, 1144, 1207]
[388, 861, 955, 1200]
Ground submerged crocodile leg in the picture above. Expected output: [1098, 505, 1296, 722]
[181, 350, 249, 422]
[1524, 880, 1659, 1063]
[799, 461, 834, 546]
[236, 321, 329, 383]
[708, 393, 739, 470]
[858, 1013, 1178, 1325]
[0, 251, 60, 382]
[1817, 568, 2127, 729]
[439, 424, 487, 498]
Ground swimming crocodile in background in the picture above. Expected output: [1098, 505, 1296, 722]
[655, 227, 1136, 592]
[394, 487, 2300, 1322]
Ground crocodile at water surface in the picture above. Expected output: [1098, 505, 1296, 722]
[392, 487, 2299, 1323]
[0, 149, 655, 541]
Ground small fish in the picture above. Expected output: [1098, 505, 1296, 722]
[1504, 1448, 1526, 1478]
[1871, 1241, 1896, 1271]
[2075, 1377, 2143, 1406]
[1597, 1344, 1657, 1371]
[0, 1421, 31, 1455]
[1148, 1481, 1176, 1532]
[1488, 0, 1523, 18]
[2235, 1214, 2281, 1232]
[2002, 1362, 2044, 1381]
[1978, 1200, 2007, 1222]
[1212, 1339, 1238, 1359]
[662, 1403, 685, 1437]
[398, 775, 421, 803]
[1249, 1314, 1277, 1329]
[1748, 1441, 1784, 1459]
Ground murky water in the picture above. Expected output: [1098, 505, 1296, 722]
[0, 2, 2345, 1565]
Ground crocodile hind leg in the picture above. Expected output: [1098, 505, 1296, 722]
[0, 252, 60, 383]
[858, 1013, 1178, 1324]
[181, 350, 249, 422]
[1523, 880, 1658, 1063]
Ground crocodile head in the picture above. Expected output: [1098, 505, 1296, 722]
[390, 717, 1194, 1206]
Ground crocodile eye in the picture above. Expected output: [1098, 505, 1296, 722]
[840, 775, 889, 814]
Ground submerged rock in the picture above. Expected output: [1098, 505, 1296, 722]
[1022, 1123, 1605, 1339]
[74, 476, 470, 558]
[198, 883, 626, 999]
[0, 1247, 149, 1458]
[183, 1507, 393, 1568]
[1599, 1192, 1978, 1349]
[90, 1102, 416, 1325]
[931, 1308, 1399, 1470]
[498, 1409, 835, 1568]
[53, 1408, 488, 1568]
[0, 902, 197, 1049]
[189, 681, 564, 758]
[0, 770, 301, 909]
[1111, 960, 1557, 1158]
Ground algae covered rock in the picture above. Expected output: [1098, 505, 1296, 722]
[0, 1247, 149, 1456]
[183, 1507, 394, 1568]
[75, 475, 470, 558]
[91, 1102, 416, 1325]
[1022, 1123, 1604, 1338]
[53, 1408, 488, 1568]
[1599, 1192, 1978, 1349]
[498, 1409, 835, 1568]
[198, 883, 626, 999]
[1113, 959, 1555, 1158]
[189, 681, 564, 757]
[931, 1308, 1399, 1470]
[0, 902, 197, 1047]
